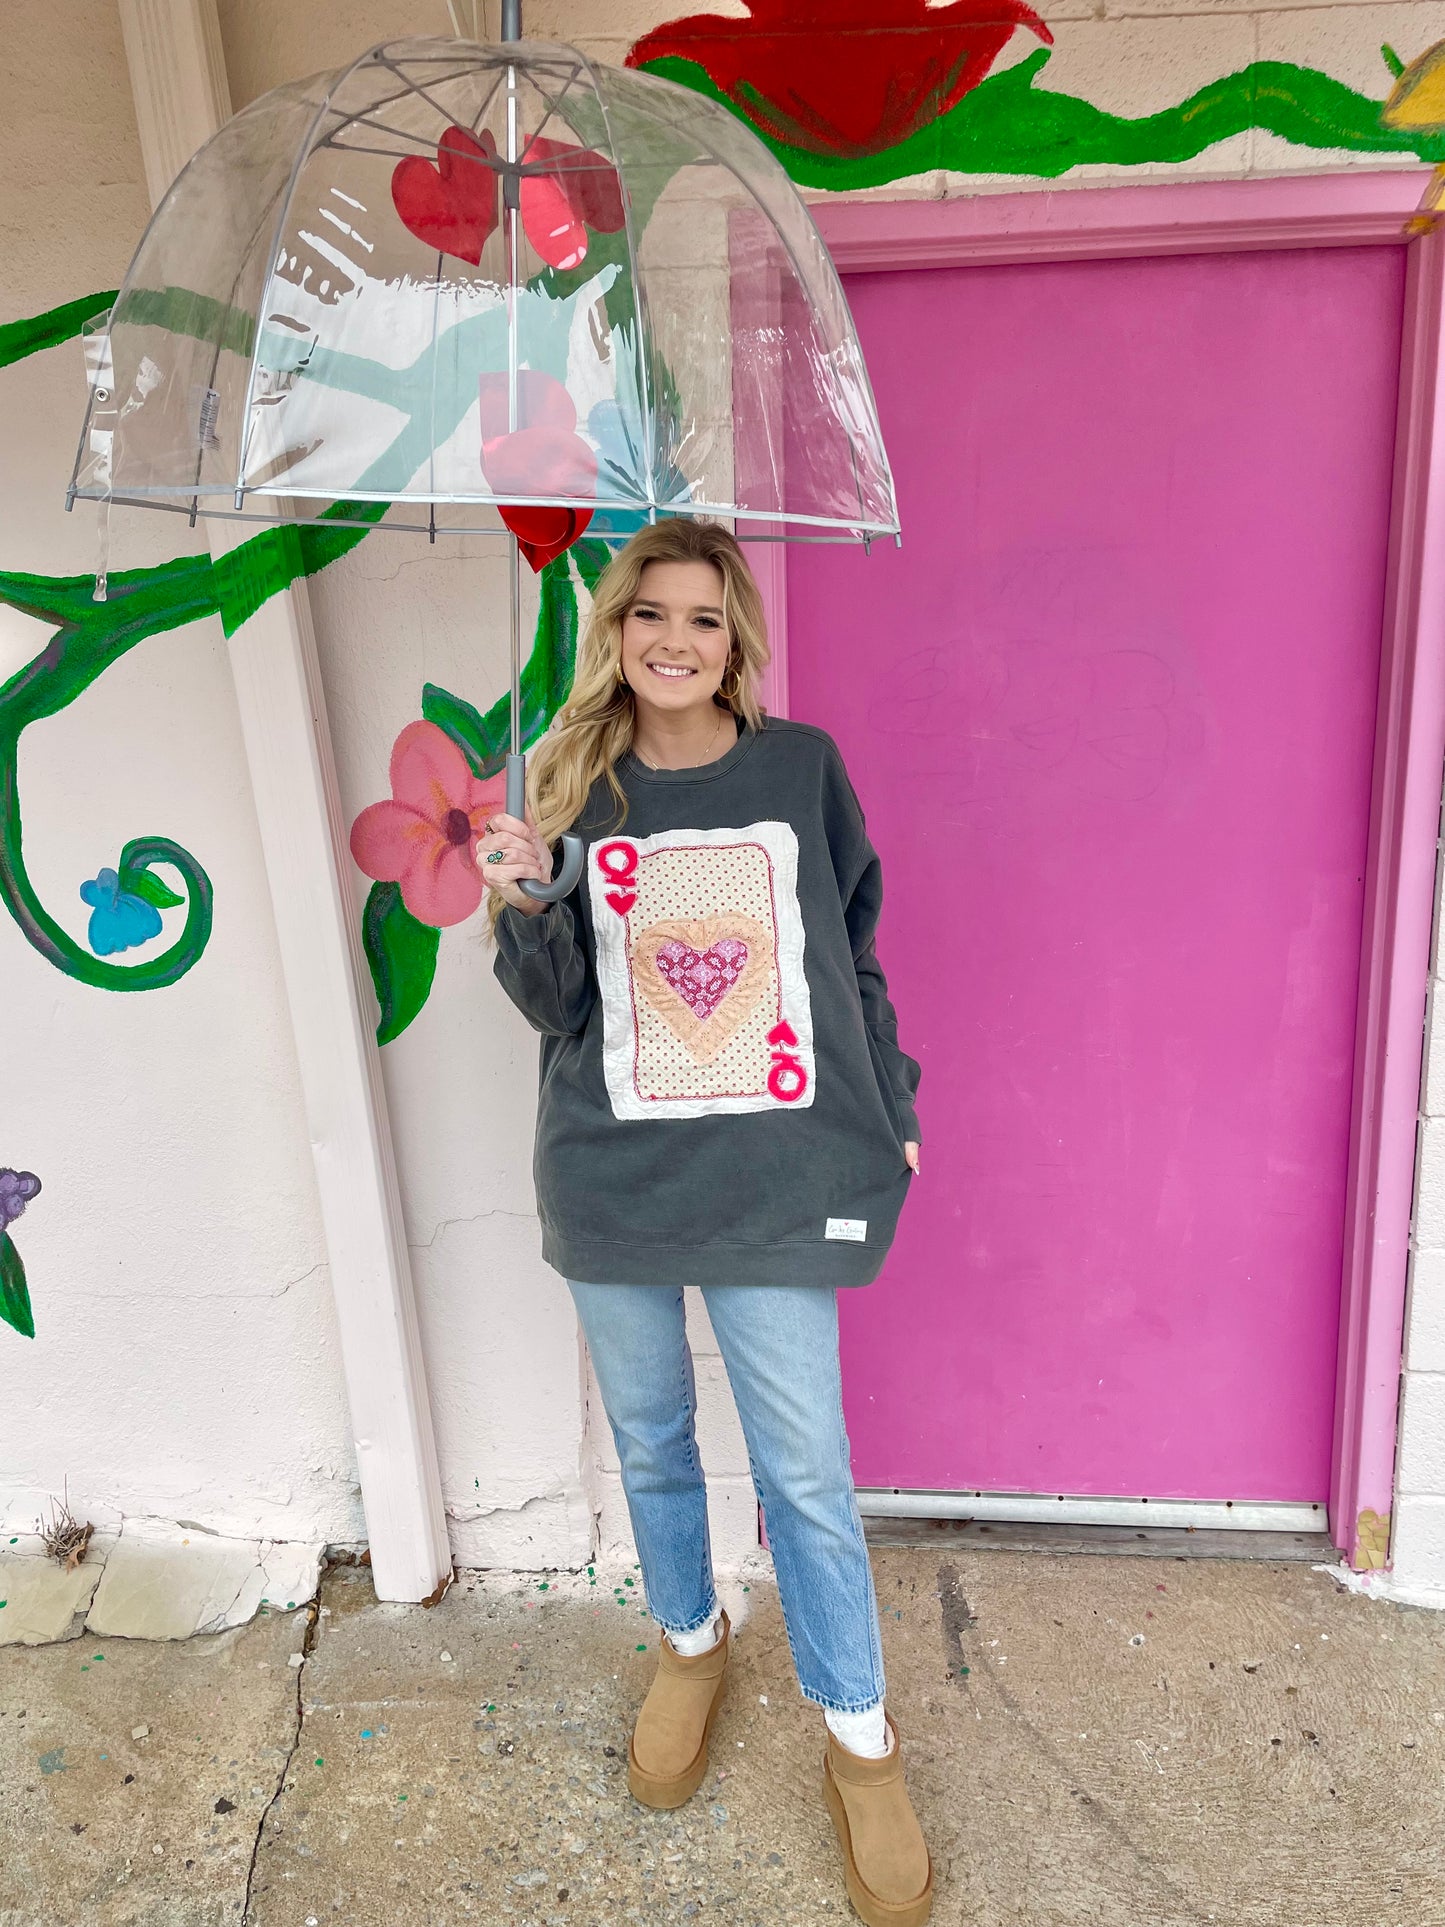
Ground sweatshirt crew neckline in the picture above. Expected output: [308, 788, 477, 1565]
[619, 715, 757, 785]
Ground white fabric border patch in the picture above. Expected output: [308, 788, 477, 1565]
[589, 819, 815, 1122]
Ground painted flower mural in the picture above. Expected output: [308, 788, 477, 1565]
[1382, 35, 1445, 233]
[350, 720, 507, 929]
[0, 1169, 40, 1233]
[629, 11, 1445, 185]
[627, 0, 1053, 156]
[0, 1168, 41, 1340]
[80, 866, 165, 955]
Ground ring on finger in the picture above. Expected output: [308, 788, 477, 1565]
[485, 848, 506, 865]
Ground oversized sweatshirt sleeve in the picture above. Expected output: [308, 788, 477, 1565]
[492, 897, 596, 1037]
[827, 749, 923, 1146]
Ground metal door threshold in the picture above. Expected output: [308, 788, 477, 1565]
[854, 1488, 1326, 1534]
[859, 1515, 1336, 1561]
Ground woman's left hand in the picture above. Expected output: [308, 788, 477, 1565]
[904, 1141, 920, 1175]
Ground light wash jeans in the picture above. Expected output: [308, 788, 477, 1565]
[566, 1279, 887, 1714]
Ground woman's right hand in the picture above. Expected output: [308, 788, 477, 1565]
[478, 808, 556, 917]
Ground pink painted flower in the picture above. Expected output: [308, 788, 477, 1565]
[350, 720, 506, 928]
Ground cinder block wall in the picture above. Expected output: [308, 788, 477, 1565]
[1398, 826, 1445, 1590]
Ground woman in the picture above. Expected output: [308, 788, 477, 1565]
[482, 519, 932, 1927]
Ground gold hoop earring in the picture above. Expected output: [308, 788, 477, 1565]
[722, 661, 743, 703]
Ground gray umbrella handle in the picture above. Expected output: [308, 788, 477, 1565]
[505, 752, 584, 904]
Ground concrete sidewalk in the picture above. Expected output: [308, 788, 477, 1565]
[3, 1539, 1444, 1927]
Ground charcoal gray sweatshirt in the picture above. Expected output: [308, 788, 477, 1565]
[493, 716, 921, 1287]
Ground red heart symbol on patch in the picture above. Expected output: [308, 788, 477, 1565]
[391, 127, 500, 266]
[767, 1019, 799, 1049]
[605, 889, 636, 916]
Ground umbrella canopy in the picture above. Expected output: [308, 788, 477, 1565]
[67, 33, 899, 547]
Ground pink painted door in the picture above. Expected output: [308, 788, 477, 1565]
[788, 244, 1404, 1502]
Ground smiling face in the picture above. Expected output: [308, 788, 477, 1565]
[619, 558, 733, 719]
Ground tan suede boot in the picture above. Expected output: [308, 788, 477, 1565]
[823, 1710, 934, 1927]
[626, 1606, 731, 1809]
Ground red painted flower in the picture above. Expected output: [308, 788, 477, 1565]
[478, 369, 597, 571]
[391, 126, 626, 271]
[627, 0, 1053, 158]
[350, 720, 506, 927]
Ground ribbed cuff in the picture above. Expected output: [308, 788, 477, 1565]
[498, 898, 569, 953]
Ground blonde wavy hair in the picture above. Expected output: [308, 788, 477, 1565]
[486, 520, 770, 934]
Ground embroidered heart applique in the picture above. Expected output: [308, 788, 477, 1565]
[654, 938, 749, 1021]
[633, 915, 775, 1066]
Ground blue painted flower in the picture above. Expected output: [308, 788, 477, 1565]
[0, 1169, 40, 1232]
[80, 868, 163, 956]
[586, 398, 695, 540]
[587, 398, 652, 539]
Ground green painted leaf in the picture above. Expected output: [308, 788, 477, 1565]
[0, 1232, 34, 1340]
[1382, 44, 1405, 79]
[422, 682, 508, 780]
[363, 880, 441, 1047]
[121, 865, 184, 911]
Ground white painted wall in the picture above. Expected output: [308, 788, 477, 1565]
[0, 0, 354, 1550]
[8, 0, 1445, 1590]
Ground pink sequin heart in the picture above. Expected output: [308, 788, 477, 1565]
[654, 938, 749, 1021]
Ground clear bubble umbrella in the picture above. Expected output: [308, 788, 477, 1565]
[66, 7, 899, 901]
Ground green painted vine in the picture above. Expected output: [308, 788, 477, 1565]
[637, 48, 1445, 183]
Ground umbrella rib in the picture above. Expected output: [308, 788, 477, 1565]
[372, 50, 472, 129]
[465, 65, 509, 137]
[318, 139, 437, 161]
[321, 63, 482, 145]
[326, 110, 444, 153]
[513, 58, 587, 163]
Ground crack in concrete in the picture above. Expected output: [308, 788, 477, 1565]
[240, 1589, 324, 1925]
[197, 1564, 254, 1637]
[935, 1558, 1214, 1926]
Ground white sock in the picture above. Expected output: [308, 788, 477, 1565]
[666, 1610, 724, 1656]
[824, 1703, 893, 1757]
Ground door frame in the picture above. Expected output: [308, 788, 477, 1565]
[758, 171, 1445, 1568]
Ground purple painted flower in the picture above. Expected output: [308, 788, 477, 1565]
[0, 1169, 41, 1232]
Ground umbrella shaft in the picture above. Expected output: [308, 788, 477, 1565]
[504, 42, 521, 767]
[511, 531, 521, 758]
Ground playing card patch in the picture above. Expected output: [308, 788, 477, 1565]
[589, 822, 815, 1120]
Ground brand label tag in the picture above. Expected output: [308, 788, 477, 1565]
[825, 1218, 867, 1243]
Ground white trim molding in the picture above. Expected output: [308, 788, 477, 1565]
[116, 0, 452, 1605]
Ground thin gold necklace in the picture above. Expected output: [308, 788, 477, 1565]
[635, 707, 733, 771]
